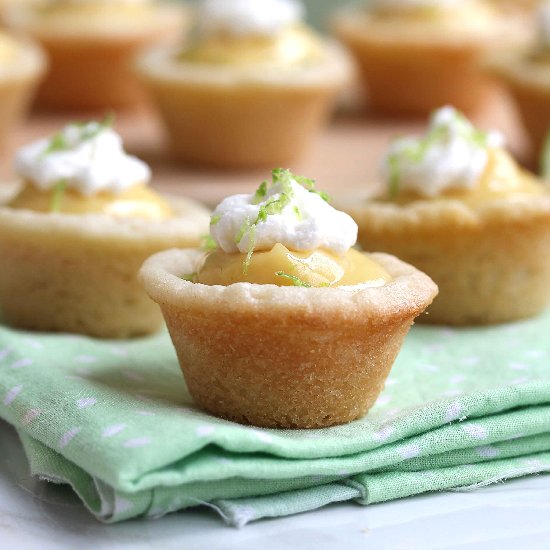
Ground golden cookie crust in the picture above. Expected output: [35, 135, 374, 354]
[342, 193, 550, 325]
[140, 249, 437, 428]
[0, 188, 210, 338]
[135, 43, 352, 168]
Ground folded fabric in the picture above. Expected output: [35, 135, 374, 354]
[1, 311, 549, 528]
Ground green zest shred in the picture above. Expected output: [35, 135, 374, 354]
[275, 271, 312, 288]
[201, 234, 218, 252]
[79, 112, 115, 141]
[294, 173, 331, 202]
[210, 214, 222, 226]
[41, 112, 116, 158]
[253, 181, 268, 204]
[49, 179, 67, 213]
[41, 132, 69, 158]
[180, 272, 198, 283]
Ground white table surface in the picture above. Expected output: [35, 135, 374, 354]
[1, 420, 549, 550]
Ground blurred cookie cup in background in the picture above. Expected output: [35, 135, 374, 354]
[5, 0, 189, 110]
[339, 107, 550, 325]
[0, 31, 45, 151]
[494, 1, 550, 162]
[332, 0, 528, 116]
[0, 119, 209, 338]
[136, 0, 352, 168]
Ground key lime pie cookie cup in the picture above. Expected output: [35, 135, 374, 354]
[494, 2, 550, 158]
[0, 31, 45, 150]
[140, 170, 438, 428]
[136, 0, 352, 168]
[0, 120, 209, 338]
[332, 0, 522, 115]
[7, 0, 188, 110]
[341, 107, 550, 325]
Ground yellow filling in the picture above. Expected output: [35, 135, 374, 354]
[368, 2, 495, 26]
[0, 33, 20, 63]
[388, 148, 545, 206]
[35, 1, 153, 22]
[8, 182, 174, 220]
[180, 24, 324, 68]
[197, 243, 392, 288]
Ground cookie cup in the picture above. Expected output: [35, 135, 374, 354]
[343, 194, 550, 325]
[332, 7, 519, 115]
[136, 44, 352, 168]
[140, 249, 438, 428]
[0, 189, 210, 338]
[494, 55, 550, 158]
[6, 3, 188, 110]
[0, 35, 45, 149]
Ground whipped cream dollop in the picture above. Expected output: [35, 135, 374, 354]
[15, 120, 151, 196]
[198, 0, 304, 37]
[537, 2, 550, 51]
[210, 170, 357, 255]
[380, 106, 505, 198]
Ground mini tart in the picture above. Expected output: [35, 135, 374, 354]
[332, 4, 523, 116]
[6, 2, 189, 110]
[0, 186, 210, 338]
[494, 52, 550, 159]
[342, 192, 550, 325]
[140, 249, 437, 429]
[0, 33, 45, 150]
[135, 42, 352, 168]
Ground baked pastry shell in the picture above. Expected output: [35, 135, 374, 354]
[0, 187, 210, 338]
[494, 54, 550, 158]
[6, 3, 189, 109]
[332, 8, 522, 115]
[342, 193, 550, 325]
[0, 35, 45, 149]
[139, 249, 438, 429]
[135, 43, 353, 168]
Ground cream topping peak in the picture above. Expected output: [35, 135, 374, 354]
[380, 107, 505, 198]
[15, 119, 151, 196]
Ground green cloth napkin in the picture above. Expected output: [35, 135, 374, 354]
[1, 311, 550, 527]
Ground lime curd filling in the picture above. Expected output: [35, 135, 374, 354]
[365, 0, 495, 27]
[197, 243, 391, 288]
[8, 182, 174, 220]
[35, 0, 153, 21]
[179, 24, 324, 67]
[0, 33, 20, 63]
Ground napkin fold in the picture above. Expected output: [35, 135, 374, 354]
[1, 312, 549, 527]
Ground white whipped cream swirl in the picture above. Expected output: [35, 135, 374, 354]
[210, 171, 357, 255]
[380, 106, 505, 198]
[198, 0, 303, 37]
[15, 121, 151, 196]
